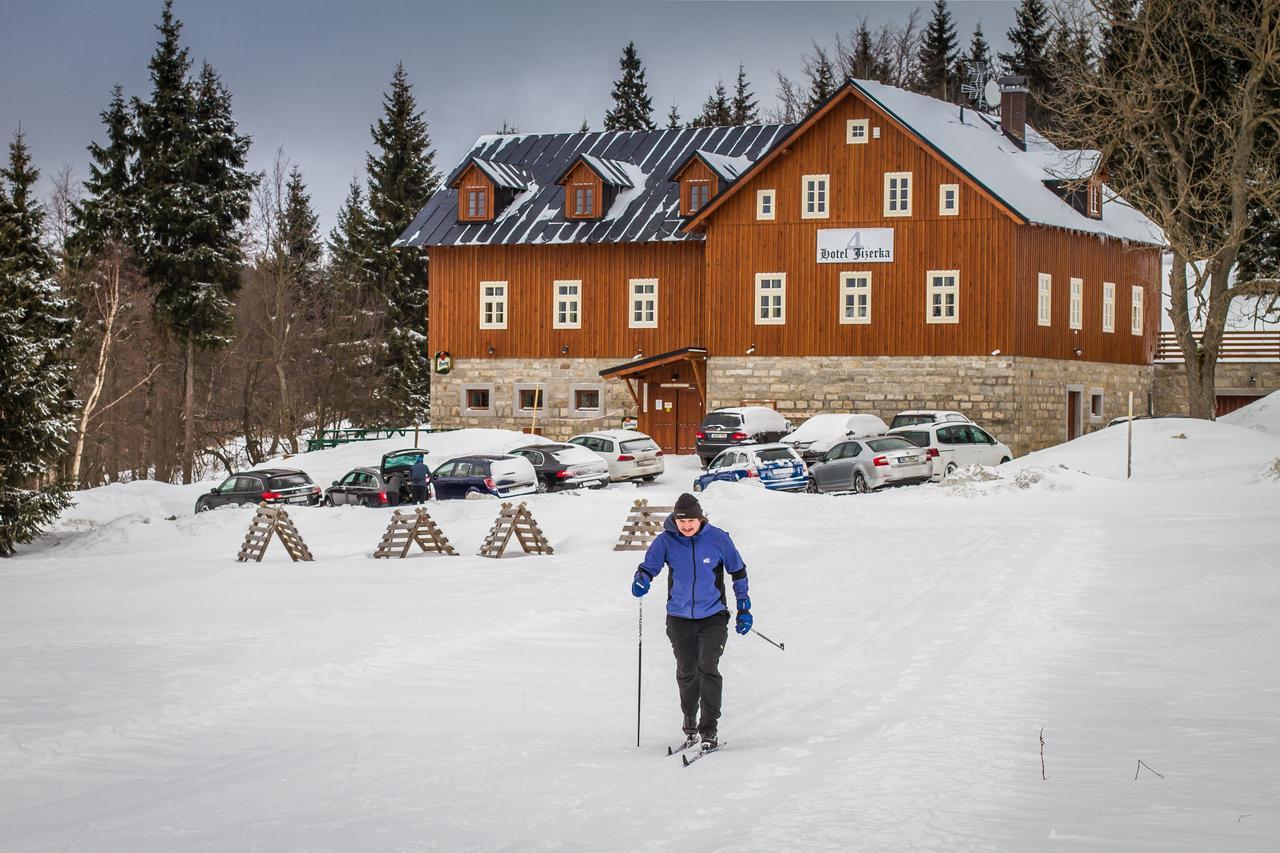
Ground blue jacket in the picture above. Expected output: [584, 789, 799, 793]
[639, 516, 749, 620]
[409, 460, 429, 485]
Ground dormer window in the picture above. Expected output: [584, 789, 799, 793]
[572, 184, 596, 217]
[1087, 178, 1102, 218]
[451, 158, 531, 223]
[684, 179, 712, 215]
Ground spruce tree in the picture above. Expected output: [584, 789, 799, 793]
[0, 131, 76, 556]
[665, 103, 682, 130]
[804, 47, 839, 112]
[964, 24, 995, 108]
[281, 166, 323, 318]
[918, 0, 960, 102]
[365, 63, 440, 423]
[731, 65, 759, 124]
[999, 0, 1052, 126]
[70, 84, 135, 257]
[603, 42, 656, 131]
[692, 80, 732, 128]
[850, 22, 884, 82]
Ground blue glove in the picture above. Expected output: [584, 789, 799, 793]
[735, 610, 753, 635]
[736, 596, 751, 613]
[632, 570, 651, 598]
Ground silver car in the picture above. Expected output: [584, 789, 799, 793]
[805, 435, 933, 494]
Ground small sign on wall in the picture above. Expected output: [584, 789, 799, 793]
[433, 351, 453, 374]
[817, 228, 894, 263]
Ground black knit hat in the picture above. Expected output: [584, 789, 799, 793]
[673, 492, 704, 520]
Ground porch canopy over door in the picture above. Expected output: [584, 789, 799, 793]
[600, 347, 707, 455]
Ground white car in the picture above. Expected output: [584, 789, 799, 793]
[781, 413, 889, 463]
[567, 429, 665, 482]
[888, 409, 973, 429]
[887, 422, 1013, 481]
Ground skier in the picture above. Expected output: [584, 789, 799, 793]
[409, 455, 430, 504]
[631, 492, 752, 753]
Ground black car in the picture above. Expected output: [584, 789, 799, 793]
[324, 466, 397, 507]
[195, 468, 320, 512]
[695, 406, 792, 467]
[510, 443, 611, 492]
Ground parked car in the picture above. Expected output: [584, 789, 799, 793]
[888, 409, 973, 429]
[567, 429, 665, 482]
[429, 454, 539, 500]
[510, 443, 610, 492]
[195, 468, 321, 512]
[693, 443, 809, 493]
[781, 413, 889, 464]
[324, 467, 396, 507]
[887, 422, 1013, 481]
[380, 447, 429, 502]
[806, 435, 933, 494]
[695, 406, 792, 467]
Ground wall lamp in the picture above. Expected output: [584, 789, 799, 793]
[633, 348, 644, 360]
[1073, 347, 1083, 358]
[486, 344, 496, 355]
[745, 343, 756, 355]
[560, 344, 569, 355]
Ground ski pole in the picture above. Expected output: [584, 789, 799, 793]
[636, 598, 643, 747]
[754, 629, 786, 651]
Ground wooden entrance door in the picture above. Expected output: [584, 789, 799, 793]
[1066, 389, 1083, 440]
[637, 360, 704, 454]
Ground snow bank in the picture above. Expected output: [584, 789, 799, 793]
[1220, 389, 1280, 435]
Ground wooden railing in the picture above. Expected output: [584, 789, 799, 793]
[1155, 330, 1280, 362]
[304, 426, 459, 452]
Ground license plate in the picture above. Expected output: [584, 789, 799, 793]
[288, 496, 308, 504]
[710, 432, 727, 440]
[899, 457, 919, 464]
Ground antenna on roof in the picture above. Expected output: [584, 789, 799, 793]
[960, 60, 998, 112]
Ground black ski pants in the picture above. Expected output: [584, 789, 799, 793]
[665, 610, 729, 737]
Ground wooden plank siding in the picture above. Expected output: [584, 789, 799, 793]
[696, 84, 1160, 364]
[427, 242, 705, 359]
[699, 86, 1017, 357]
[1012, 228, 1161, 364]
[454, 164, 494, 222]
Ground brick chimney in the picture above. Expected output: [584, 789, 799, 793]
[999, 75, 1028, 150]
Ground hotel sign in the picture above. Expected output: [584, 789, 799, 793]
[816, 228, 894, 263]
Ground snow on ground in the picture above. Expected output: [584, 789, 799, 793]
[1221, 389, 1280, 436]
[1, 420, 1278, 851]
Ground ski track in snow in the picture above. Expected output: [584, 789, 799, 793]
[1, 416, 1278, 851]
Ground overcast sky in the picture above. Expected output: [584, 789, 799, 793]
[1, 1, 1019, 238]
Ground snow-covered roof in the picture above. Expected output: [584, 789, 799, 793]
[578, 154, 635, 188]
[397, 124, 792, 248]
[470, 158, 532, 190]
[851, 80, 1164, 245]
[694, 149, 753, 182]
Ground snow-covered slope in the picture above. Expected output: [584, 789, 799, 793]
[1, 424, 1276, 851]
[1221, 389, 1280, 436]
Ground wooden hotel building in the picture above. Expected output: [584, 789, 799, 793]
[397, 79, 1164, 456]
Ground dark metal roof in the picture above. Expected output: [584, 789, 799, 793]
[396, 124, 792, 248]
[599, 346, 708, 378]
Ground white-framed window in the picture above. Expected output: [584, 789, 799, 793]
[629, 278, 658, 329]
[479, 280, 507, 329]
[884, 172, 912, 217]
[801, 174, 829, 219]
[756, 189, 776, 221]
[840, 272, 872, 324]
[927, 270, 959, 324]
[461, 384, 494, 416]
[939, 183, 959, 216]
[754, 272, 786, 324]
[1069, 277, 1083, 330]
[1102, 281, 1116, 333]
[1130, 285, 1144, 336]
[553, 279, 581, 329]
[846, 119, 870, 144]
[1037, 273, 1052, 326]
[515, 384, 545, 413]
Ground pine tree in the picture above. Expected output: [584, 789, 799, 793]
[328, 178, 372, 281]
[804, 46, 839, 112]
[918, 0, 960, 101]
[365, 63, 440, 423]
[850, 22, 884, 82]
[731, 65, 759, 124]
[1098, 0, 1135, 78]
[579, 118, 591, 133]
[966, 23, 993, 78]
[0, 131, 76, 556]
[692, 80, 732, 128]
[665, 102, 682, 130]
[603, 42, 656, 131]
[281, 165, 323, 311]
[999, 0, 1052, 125]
